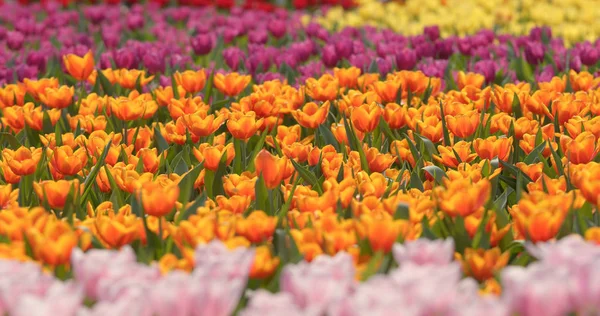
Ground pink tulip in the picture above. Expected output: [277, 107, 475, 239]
[392, 239, 454, 266]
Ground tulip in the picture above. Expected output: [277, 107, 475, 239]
[254, 150, 288, 189]
[63, 50, 95, 81]
[49, 146, 88, 176]
[38, 86, 74, 109]
[214, 72, 251, 97]
[227, 111, 264, 141]
[473, 136, 513, 161]
[393, 238, 454, 266]
[292, 101, 330, 129]
[305, 74, 339, 102]
[175, 70, 207, 95]
[2, 147, 42, 176]
[33, 179, 80, 210]
[350, 102, 382, 134]
[139, 182, 179, 217]
[235, 211, 276, 243]
[456, 247, 509, 281]
[438, 178, 491, 217]
[117, 69, 154, 90]
[191, 34, 215, 56]
[193, 143, 235, 171]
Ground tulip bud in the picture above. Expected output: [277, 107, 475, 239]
[580, 45, 599, 66]
[6, 31, 24, 51]
[191, 34, 215, 56]
[267, 19, 286, 39]
[114, 48, 137, 69]
[127, 13, 144, 31]
[322, 45, 338, 68]
[423, 25, 440, 41]
[524, 42, 544, 65]
[395, 48, 417, 70]
[223, 47, 244, 71]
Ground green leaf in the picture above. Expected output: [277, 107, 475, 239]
[290, 160, 323, 194]
[422, 165, 447, 185]
[523, 141, 547, 164]
[154, 126, 170, 153]
[394, 202, 410, 220]
[247, 129, 269, 172]
[274, 228, 303, 264]
[97, 69, 114, 96]
[80, 143, 111, 204]
[177, 192, 206, 223]
[317, 123, 340, 152]
[254, 173, 269, 213]
[439, 101, 452, 147]
[177, 162, 204, 206]
[0, 132, 21, 149]
[452, 216, 471, 254]
[211, 152, 229, 198]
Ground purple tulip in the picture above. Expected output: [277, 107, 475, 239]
[435, 38, 454, 59]
[395, 48, 417, 70]
[415, 42, 435, 59]
[580, 44, 599, 66]
[248, 29, 269, 45]
[143, 51, 166, 74]
[349, 53, 371, 71]
[223, 47, 244, 71]
[6, 31, 24, 51]
[322, 44, 339, 68]
[457, 38, 473, 55]
[424, 25, 440, 41]
[529, 26, 552, 42]
[114, 48, 138, 69]
[191, 34, 215, 56]
[334, 39, 354, 60]
[524, 42, 545, 65]
[267, 19, 286, 39]
[127, 13, 145, 31]
[474, 60, 497, 83]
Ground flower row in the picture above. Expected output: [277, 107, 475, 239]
[2, 2, 600, 87]
[2, 236, 599, 316]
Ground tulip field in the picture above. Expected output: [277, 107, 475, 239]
[2, 0, 600, 315]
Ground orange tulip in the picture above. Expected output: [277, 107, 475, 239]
[175, 70, 207, 94]
[357, 73, 380, 91]
[192, 143, 235, 171]
[516, 162, 544, 182]
[1, 106, 25, 132]
[33, 179, 80, 210]
[27, 219, 78, 266]
[364, 146, 396, 172]
[168, 96, 209, 120]
[560, 132, 598, 164]
[334, 67, 361, 89]
[456, 71, 485, 89]
[389, 139, 416, 167]
[23, 103, 61, 131]
[2, 147, 42, 176]
[227, 111, 264, 140]
[117, 69, 154, 90]
[366, 217, 418, 252]
[63, 50, 95, 81]
[0, 84, 26, 108]
[446, 110, 480, 138]
[434, 141, 477, 169]
[456, 248, 509, 281]
[139, 182, 179, 217]
[155, 85, 186, 107]
[249, 245, 280, 279]
[254, 149, 288, 189]
[181, 111, 226, 138]
[372, 80, 400, 103]
[23, 78, 59, 100]
[569, 70, 600, 91]
[38, 86, 74, 109]
[49, 146, 88, 176]
[93, 204, 142, 249]
[383, 102, 408, 129]
[305, 74, 339, 101]
[437, 178, 491, 217]
[214, 72, 252, 96]
[0, 160, 20, 184]
[351, 102, 382, 133]
[585, 227, 600, 245]
[69, 114, 107, 133]
[235, 210, 277, 243]
[473, 136, 512, 161]
[110, 97, 158, 121]
[292, 101, 330, 129]
[223, 172, 256, 199]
